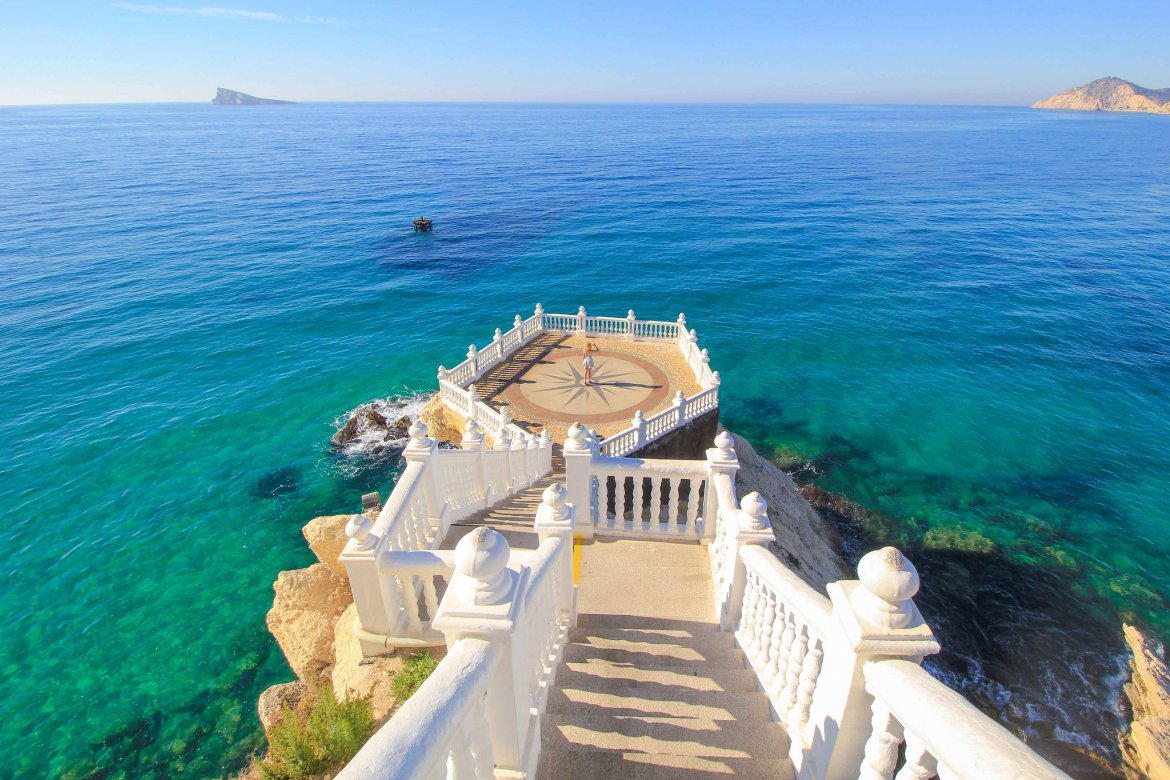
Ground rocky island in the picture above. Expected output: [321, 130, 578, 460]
[1034, 77, 1170, 115]
[211, 87, 295, 105]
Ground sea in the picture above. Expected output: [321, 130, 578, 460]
[1, 102, 1167, 779]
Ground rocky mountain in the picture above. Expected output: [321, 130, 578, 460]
[1033, 77, 1170, 115]
[211, 87, 294, 105]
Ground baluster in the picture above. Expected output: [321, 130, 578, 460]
[737, 571, 761, 648]
[631, 476, 644, 526]
[860, 699, 902, 780]
[685, 478, 701, 527]
[667, 478, 681, 524]
[894, 731, 938, 780]
[780, 619, 807, 719]
[764, 598, 785, 689]
[393, 523, 409, 551]
[757, 588, 777, 674]
[400, 575, 422, 634]
[448, 726, 475, 779]
[421, 576, 440, 621]
[649, 477, 662, 525]
[793, 635, 824, 734]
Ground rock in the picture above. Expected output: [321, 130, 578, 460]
[419, 395, 465, 445]
[331, 408, 388, 447]
[730, 431, 850, 592]
[257, 681, 309, 738]
[1034, 77, 1170, 115]
[302, 514, 352, 579]
[331, 604, 402, 724]
[266, 563, 352, 681]
[386, 416, 412, 441]
[1120, 624, 1170, 779]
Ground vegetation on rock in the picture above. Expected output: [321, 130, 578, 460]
[252, 686, 372, 780]
[391, 650, 439, 703]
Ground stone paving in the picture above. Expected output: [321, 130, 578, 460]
[475, 334, 703, 441]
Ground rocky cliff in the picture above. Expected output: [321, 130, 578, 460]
[212, 87, 294, 106]
[1120, 624, 1170, 779]
[1033, 77, 1170, 115]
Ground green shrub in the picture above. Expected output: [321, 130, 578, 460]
[391, 650, 439, 703]
[257, 685, 373, 780]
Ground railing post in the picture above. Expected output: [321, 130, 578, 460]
[563, 422, 595, 540]
[404, 421, 445, 530]
[687, 328, 699, 363]
[511, 430, 529, 489]
[433, 528, 534, 775]
[461, 420, 490, 508]
[437, 365, 447, 383]
[467, 344, 478, 380]
[534, 302, 544, 332]
[626, 309, 636, 340]
[676, 312, 686, 340]
[534, 482, 577, 620]
[466, 382, 478, 420]
[339, 514, 401, 657]
[576, 305, 587, 336]
[512, 314, 523, 350]
[526, 432, 539, 483]
[706, 369, 721, 392]
[801, 548, 940, 780]
[632, 410, 647, 449]
[720, 492, 775, 630]
[539, 429, 552, 475]
[704, 431, 738, 542]
[492, 328, 503, 364]
[495, 425, 514, 493]
[673, 390, 687, 427]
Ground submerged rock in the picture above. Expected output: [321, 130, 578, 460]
[331, 403, 413, 449]
[1121, 624, 1170, 779]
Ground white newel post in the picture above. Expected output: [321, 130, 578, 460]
[626, 309, 636, 340]
[466, 383, 479, 420]
[432, 528, 535, 776]
[673, 390, 687, 427]
[704, 431, 738, 542]
[677, 312, 686, 340]
[539, 429, 552, 474]
[492, 328, 503, 364]
[708, 369, 722, 392]
[563, 422, 595, 540]
[405, 421, 445, 531]
[495, 425, 514, 492]
[340, 514, 400, 657]
[461, 420, 490, 508]
[687, 328, 699, 363]
[576, 305, 587, 336]
[534, 483, 577, 619]
[534, 302, 545, 332]
[467, 344, 478, 380]
[512, 315, 523, 351]
[799, 548, 940, 780]
[437, 365, 447, 383]
[512, 431, 529, 489]
[720, 492, 775, 630]
[632, 410, 647, 449]
[526, 433, 539, 482]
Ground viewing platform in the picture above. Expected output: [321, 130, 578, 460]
[331, 305, 1070, 780]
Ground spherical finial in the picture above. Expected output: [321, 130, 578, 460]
[468, 344, 477, 356]
[539, 428, 551, 443]
[345, 514, 375, 550]
[494, 328, 503, 340]
[700, 348, 710, 362]
[673, 390, 686, 406]
[514, 314, 522, 326]
[711, 370, 721, 385]
[437, 365, 448, 380]
[632, 410, 646, 425]
[627, 309, 636, 319]
[578, 306, 587, 316]
[567, 422, 587, 443]
[534, 302, 544, 315]
[712, 430, 736, 461]
[468, 383, 478, 399]
[677, 312, 686, 324]
[542, 482, 567, 508]
[408, 420, 428, 442]
[689, 328, 698, 342]
[739, 492, 769, 531]
[499, 405, 511, 424]
[452, 527, 514, 606]
[851, 546, 922, 630]
[463, 419, 482, 437]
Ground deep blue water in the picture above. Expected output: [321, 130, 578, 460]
[1, 103, 1167, 778]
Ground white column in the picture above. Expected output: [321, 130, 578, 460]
[534, 482, 577, 620]
[495, 425, 513, 494]
[466, 382, 479, 420]
[460, 420, 489, 509]
[800, 548, 940, 780]
[719, 492, 775, 630]
[632, 410, 647, 449]
[539, 429, 552, 475]
[492, 328, 503, 365]
[511, 431, 528, 489]
[339, 514, 401, 657]
[626, 309, 636, 340]
[704, 431, 738, 542]
[404, 421, 444, 528]
[673, 390, 687, 427]
[676, 312, 687, 340]
[526, 433, 539, 483]
[534, 302, 545, 332]
[563, 422, 595, 540]
[433, 528, 532, 775]
[467, 344, 478, 379]
[576, 305, 587, 336]
[512, 314, 523, 351]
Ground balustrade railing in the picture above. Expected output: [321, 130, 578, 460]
[591, 457, 708, 540]
[338, 484, 577, 780]
[339, 420, 553, 653]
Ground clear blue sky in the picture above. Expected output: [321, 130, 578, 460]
[1, 0, 1167, 105]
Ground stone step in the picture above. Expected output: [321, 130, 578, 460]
[568, 626, 736, 650]
[540, 712, 790, 758]
[546, 685, 773, 721]
[555, 662, 760, 695]
[563, 643, 746, 669]
[576, 613, 722, 632]
[537, 750, 795, 780]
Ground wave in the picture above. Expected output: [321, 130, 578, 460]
[330, 392, 433, 462]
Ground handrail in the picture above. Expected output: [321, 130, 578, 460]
[337, 637, 500, 780]
[739, 545, 834, 641]
[863, 659, 1069, 779]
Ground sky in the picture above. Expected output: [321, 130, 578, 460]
[0, 0, 1167, 106]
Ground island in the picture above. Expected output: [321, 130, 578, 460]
[211, 87, 295, 106]
[1033, 77, 1170, 115]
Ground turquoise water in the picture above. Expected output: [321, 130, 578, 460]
[1, 103, 1167, 778]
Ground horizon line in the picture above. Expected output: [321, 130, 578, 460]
[0, 98, 1035, 109]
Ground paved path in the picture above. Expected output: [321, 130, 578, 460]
[475, 334, 702, 442]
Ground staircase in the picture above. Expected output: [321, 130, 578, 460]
[537, 537, 795, 779]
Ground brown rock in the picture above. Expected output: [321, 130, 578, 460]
[331, 604, 402, 724]
[730, 432, 850, 593]
[419, 394, 465, 445]
[1034, 77, 1170, 115]
[266, 563, 352, 681]
[257, 680, 309, 738]
[386, 416, 412, 441]
[302, 514, 351, 579]
[1121, 624, 1170, 780]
